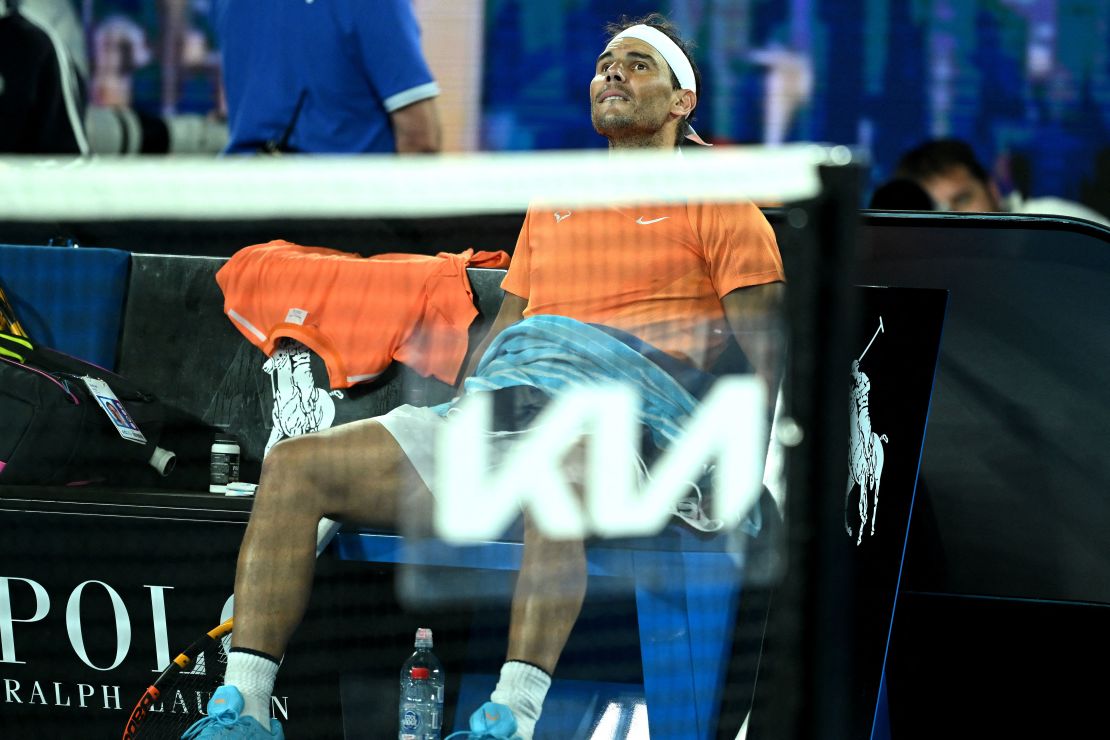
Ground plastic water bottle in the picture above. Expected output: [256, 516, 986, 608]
[399, 627, 443, 740]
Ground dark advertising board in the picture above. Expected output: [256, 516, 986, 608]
[0, 500, 348, 738]
[848, 286, 948, 738]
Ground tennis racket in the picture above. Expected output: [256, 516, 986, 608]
[122, 617, 234, 739]
[0, 281, 29, 339]
[121, 517, 342, 739]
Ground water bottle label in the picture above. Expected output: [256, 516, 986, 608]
[401, 709, 419, 731]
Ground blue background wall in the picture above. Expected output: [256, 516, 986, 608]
[93, 0, 1110, 211]
[480, 0, 1110, 209]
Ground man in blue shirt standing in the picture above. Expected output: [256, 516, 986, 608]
[215, 0, 441, 154]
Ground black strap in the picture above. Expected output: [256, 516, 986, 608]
[261, 89, 308, 154]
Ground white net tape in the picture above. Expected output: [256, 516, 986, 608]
[0, 144, 852, 221]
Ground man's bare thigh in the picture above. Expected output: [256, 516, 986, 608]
[261, 418, 433, 529]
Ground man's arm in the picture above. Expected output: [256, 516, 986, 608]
[390, 98, 442, 153]
[722, 281, 786, 405]
[459, 291, 527, 384]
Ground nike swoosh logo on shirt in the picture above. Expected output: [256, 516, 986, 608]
[636, 216, 669, 225]
[554, 211, 572, 222]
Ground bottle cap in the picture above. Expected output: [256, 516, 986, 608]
[410, 667, 430, 680]
[148, 446, 176, 476]
[414, 627, 433, 647]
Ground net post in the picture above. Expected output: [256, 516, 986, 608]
[753, 157, 865, 740]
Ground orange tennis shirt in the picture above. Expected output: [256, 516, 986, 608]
[501, 202, 784, 371]
[217, 240, 510, 388]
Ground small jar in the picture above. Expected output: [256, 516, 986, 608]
[209, 435, 241, 493]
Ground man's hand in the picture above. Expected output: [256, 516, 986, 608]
[458, 292, 528, 385]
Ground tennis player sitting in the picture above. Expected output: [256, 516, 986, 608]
[185, 13, 784, 740]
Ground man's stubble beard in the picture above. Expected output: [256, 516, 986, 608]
[592, 106, 669, 143]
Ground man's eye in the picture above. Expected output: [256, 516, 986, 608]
[634, 63, 648, 70]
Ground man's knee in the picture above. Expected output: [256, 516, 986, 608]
[257, 421, 405, 515]
[258, 434, 329, 503]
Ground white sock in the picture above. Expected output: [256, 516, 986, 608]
[224, 649, 279, 726]
[489, 661, 551, 740]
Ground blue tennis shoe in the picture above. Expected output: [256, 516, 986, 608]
[182, 685, 284, 739]
[444, 701, 522, 739]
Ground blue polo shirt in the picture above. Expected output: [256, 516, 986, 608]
[215, 0, 439, 154]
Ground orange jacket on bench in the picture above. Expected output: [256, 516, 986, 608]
[216, 240, 510, 388]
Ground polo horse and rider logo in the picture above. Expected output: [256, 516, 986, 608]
[263, 339, 344, 457]
[847, 317, 889, 546]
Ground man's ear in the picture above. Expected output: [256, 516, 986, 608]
[672, 89, 697, 119]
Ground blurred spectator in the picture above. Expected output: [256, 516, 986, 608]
[750, 45, 813, 146]
[0, 0, 89, 154]
[15, 0, 227, 155]
[894, 138, 1110, 227]
[213, 0, 441, 154]
[89, 12, 152, 110]
[868, 178, 935, 210]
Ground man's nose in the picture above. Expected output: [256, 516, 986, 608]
[606, 63, 626, 82]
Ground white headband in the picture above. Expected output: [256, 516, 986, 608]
[608, 24, 709, 144]
[610, 24, 696, 95]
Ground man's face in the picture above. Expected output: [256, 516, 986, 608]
[590, 37, 681, 143]
[919, 165, 1000, 212]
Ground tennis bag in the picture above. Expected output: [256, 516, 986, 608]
[0, 332, 176, 486]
